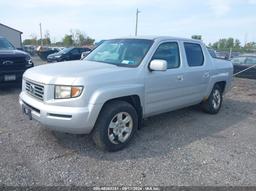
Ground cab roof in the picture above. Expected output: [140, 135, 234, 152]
[115, 36, 202, 43]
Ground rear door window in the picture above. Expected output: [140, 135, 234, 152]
[184, 43, 204, 67]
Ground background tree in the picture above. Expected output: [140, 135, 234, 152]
[244, 42, 256, 52]
[74, 30, 85, 46]
[234, 39, 241, 49]
[23, 34, 38, 46]
[218, 39, 227, 49]
[42, 38, 51, 45]
[226, 38, 234, 49]
[62, 29, 95, 46]
[62, 35, 74, 47]
[73, 30, 95, 46]
[23, 30, 95, 47]
[84, 36, 95, 46]
[77, 33, 85, 46]
[209, 37, 255, 53]
[53, 41, 64, 46]
[244, 42, 256, 49]
[42, 30, 51, 45]
[191, 35, 202, 40]
[23, 38, 37, 45]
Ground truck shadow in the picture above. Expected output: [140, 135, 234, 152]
[52, 98, 256, 161]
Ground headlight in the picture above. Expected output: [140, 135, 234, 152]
[55, 55, 62, 58]
[55, 85, 83, 99]
[25, 56, 33, 66]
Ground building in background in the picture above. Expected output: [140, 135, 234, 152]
[0, 23, 22, 49]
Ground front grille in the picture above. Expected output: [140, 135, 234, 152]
[0, 57, 27, 69]
[25, 80, 44, 100]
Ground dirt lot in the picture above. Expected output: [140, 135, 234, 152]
[0, 60, 256, 186]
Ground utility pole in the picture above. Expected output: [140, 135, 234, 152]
[39, 23, 43, 46]
[244, 33, 248, 46]
[135, 8, 141, 36]
[229, 47, 232, 60]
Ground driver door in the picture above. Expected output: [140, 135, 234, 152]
[144, 41, 188, 116]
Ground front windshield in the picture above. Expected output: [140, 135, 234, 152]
[0, 38, 15, 50]
[58, 47, 73, 54]
[85, 39, 153, 66]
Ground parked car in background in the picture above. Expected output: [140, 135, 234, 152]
[37, 46, 60, 61]
[20, 36, 233, 151]
[80, 50, 91, 60]
[81, 40, 106, 59]
[47, 47, 91, 62]
[23, 45, 37, 56]
[0, 36, 34, 87]
[216, 51, 240, 60]
[231, 55, 256, 79]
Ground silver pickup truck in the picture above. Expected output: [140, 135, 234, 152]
[19, 36, 233, 151]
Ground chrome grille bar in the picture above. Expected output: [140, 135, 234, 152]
[25, 80, 44, 100]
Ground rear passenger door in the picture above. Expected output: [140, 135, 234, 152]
[183, 42, 210, 101]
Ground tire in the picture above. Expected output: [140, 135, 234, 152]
[201, 84, 223, 114]
[92, 100, 138, 152]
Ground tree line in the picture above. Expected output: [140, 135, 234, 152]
[23, 31, 256, 52]
[23, 30, 95, 47]
[192, 35, 256, 53]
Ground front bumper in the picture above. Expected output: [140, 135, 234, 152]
[19, 91, 101, 134]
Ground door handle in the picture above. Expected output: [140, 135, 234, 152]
[203, 72, 210, 78]
[177, 75, 184, 81]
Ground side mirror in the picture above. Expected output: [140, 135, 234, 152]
[149, 59, 167, 71]
[81, 51, 91, 60]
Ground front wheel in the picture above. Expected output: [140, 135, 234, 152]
[92, 101, 138, 152]
[201, 84, 223, 114]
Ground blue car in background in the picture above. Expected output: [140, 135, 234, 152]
[47, 47, 91, 62]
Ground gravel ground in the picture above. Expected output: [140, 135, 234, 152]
[0, 60, 256, 186]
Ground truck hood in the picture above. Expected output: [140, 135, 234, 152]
[23, 60, 133, 85]
[0, 49, 29, 58]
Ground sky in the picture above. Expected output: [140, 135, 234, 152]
[1, 0, 256, 45]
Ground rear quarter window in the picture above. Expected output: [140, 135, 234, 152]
[184, 43, 204, 67]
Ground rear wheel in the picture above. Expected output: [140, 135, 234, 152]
[92, 100, 138, 152]
[201, 84, 223, 114]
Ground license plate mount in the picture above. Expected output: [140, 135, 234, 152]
[22, 105, 32, 120]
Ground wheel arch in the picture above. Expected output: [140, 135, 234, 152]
[205, 78, 227, 99]
[214, 81, 226, 93]
[94, 95, 143, 131]
[104, 95, 142, 122]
